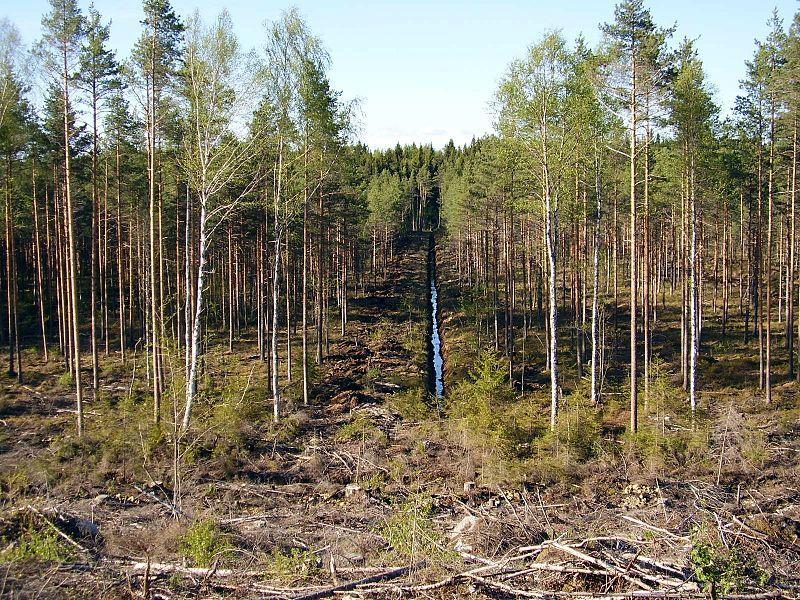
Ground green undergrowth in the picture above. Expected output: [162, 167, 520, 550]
[205, 366, 266, 453]
[0, 514, 75, 563]
[537, 385, 603, 462]
[440, 346, 779, 485]
[389, 386, 433, 420]
[447, 351, 608, 483]
[180, 519, 232, 567]
[41, 379, 165, 488]
[0, 470, 32, 502]
[30, 349, 312, 490]
[368, 323, 396, 345]
[620, 361, 716, 475]
[335, 413, 385, 443]
[381, 493, 458, 566]
[184, 353, 285, 474]
[402, 321, 428, 367]
[690, 526, 770, 596]
[57, 371, 73, 388]
[261, 547, 319, 582]
[449, 351, 541, 458]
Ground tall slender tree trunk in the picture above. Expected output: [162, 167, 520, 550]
[629, 56, 638, 433]
[643, 106, 651, 409]
[90, 87, 99, 389]
[148, 39, 162, 424]
[591, 150, 602, 406]
[182, 197, 208, 432]
[272, 138, 284, 422]
[63, 49, 83, 436]
[689, 154, 699, 420]
[115, 140, 126, 362]
[765, 94, 776, 404]
[541, 142, 559, 431]
[302, 169, 309, 406]
[32, 158, 49, 362]
[316, 165, 324, 365]
[4, 154, 20, 383]
[789, 117, 796, 379]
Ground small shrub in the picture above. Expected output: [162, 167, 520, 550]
[273, 412, 307, 443]
[382, 493, 456, 565]
[402, 322, 427, 364]
[368, 324, 391, 344]
[55, 436, 100, 462]
[449, 353, 512, 434]
[361, 471, 386, 491]
[57, 371, 73, 388]
[525, 452, 569, 485]
[0, 470, 31, 500]
[387, 456, 409, 483]
[690, 531, 769, 597]
[625, 427, 658, 457]
[548, 389, 602, 461]
[95, 388, 114, 408]
[89, 392, 157, 476]
[144, 424, 165, 460]
[264, 547, 318, 582]
[622, 363, 713, 473]
[390, 387, 431, 421]
[364, 367, 381, 389]
[740, 428, 768, 469]
[449, 352, 538, 458]
[335, 414, 383, 443]
[2, 523, 74, 563]
[624, 424, 712, 473]
[204, 369, 266, 462]
[645, 359, 687, 419]
[180, 519, 231, 567]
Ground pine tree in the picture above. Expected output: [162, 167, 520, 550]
[601, 0, 672, 432]
[79, 3, 119, 390]
[669, 39, 717, 419]
[133, 0, 183, 425]
[39, 0, 85, 436]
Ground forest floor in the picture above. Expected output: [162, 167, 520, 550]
[0, 232, 799, 599]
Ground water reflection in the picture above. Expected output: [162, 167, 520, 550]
[430, 277, 443, 398]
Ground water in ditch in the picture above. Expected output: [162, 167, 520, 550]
[430, 271, 444, 398]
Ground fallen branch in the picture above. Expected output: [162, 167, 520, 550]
[291, 561, 425, 600]
[373, 381, 401, 390]
[119, 560, 303, 596]
[620, 515, 688, 541]
[362, 562, 509, 594]
[465, 573, 549, 598]
[124, 560, 261, 578]
[619, 553, 691, 582]
[26, 506, 88, 554]
[499, 563, 616, 579]
[550, 542, 653, 591]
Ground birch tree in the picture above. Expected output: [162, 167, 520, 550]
[262, 9, 326, 422]
[497, 32, 579, 431]
[179, 10, 265, 431]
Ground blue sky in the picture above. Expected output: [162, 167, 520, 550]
[3, 0, 797, 148]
